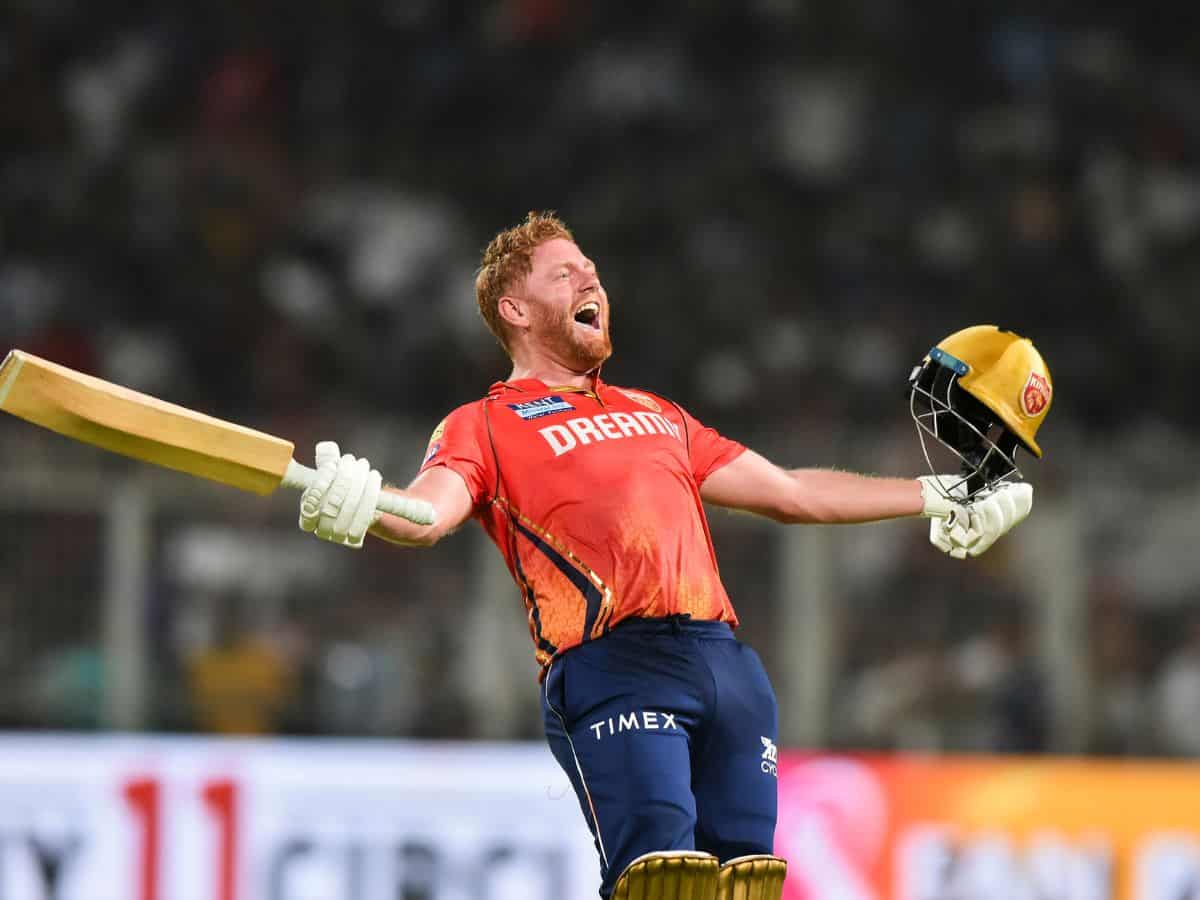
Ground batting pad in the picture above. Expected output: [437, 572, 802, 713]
[717, 854, 787, 900]
[611, 850, 719, 900]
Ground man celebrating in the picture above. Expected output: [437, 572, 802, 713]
[297, 212, 1035, 899]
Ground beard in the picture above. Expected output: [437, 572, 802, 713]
[539, 304, 613, 372]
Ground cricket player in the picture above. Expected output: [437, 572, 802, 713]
[296, 212, 1047, 899]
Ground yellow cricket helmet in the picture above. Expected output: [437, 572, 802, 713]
[909, 325, 1052, 498]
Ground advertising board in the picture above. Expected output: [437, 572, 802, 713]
[4, 737, 1200, 899]
[777, 755, 1200, 900]
[0, 736, 597, 900]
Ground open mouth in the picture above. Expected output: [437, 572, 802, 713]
[573, 301, 601, 329]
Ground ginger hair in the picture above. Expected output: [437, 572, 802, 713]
[475, 211, 574, 353]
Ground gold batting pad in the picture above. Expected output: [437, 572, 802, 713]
[717, 855, 787, 900]
[612, 851, 719, 900]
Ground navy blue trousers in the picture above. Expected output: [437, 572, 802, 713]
[542, 616, 778, 898]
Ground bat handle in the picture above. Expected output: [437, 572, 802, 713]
[282, 460, 438, 526]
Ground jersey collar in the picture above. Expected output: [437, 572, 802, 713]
[488, 372, 608, 398]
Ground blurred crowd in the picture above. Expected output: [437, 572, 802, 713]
[3, 0, 1200, 753]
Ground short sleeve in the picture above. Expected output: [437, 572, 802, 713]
[417, 403, 494, 508]
[672, 402, 747, 485]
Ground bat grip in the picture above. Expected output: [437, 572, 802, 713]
[282, 460, 437, 526]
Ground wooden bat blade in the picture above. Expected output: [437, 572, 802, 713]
[0, 349, 438, 525]
[0, 349, 294, 495]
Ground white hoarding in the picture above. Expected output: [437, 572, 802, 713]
[0, 736, 599, 900]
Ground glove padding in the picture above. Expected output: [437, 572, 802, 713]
[930, 482, 1033, 559]
[298, 441, 383, 549]
[918, 473, 969, 518]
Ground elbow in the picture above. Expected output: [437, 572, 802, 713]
[370, 521, 444, 548]
[413, 526, 445, 547]
[776, 491, 841, 525]
[392, 532, 436, 548]
[403, 525, 446, 547]
[780, 508, 836, 526]
[766, 504, 806, 525]
[764, 503, 814, 526]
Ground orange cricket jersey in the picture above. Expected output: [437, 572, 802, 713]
[418, 376, 746, 671]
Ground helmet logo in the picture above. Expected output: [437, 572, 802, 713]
[1021, 372, 1051, 417]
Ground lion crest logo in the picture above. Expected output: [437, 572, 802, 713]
[1020, 372, 1051, 417]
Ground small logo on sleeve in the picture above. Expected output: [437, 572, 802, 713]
[618, 389, 662, 413]
[421, 418, 447, 465]
[508, 396, 576, 420]
[761, 736, 778, 776]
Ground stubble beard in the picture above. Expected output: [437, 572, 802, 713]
[542, 306, 612, 373]
[567, 323, 613, 372]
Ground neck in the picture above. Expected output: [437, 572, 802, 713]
[508, 357, 599, 390]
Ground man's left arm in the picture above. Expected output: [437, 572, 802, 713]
[699, 449, 924, 524]
[700, 449, 1033, 558]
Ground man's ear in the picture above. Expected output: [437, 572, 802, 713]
[498, 294, 528, 330]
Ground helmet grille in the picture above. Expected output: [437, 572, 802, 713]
[909, 355, 1023, 500]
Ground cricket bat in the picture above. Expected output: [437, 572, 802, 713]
[0, 349, 435, 525]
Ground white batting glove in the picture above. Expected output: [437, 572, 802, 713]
[299, 441, 341, 531]
[964, 482, 1033, 557]
[930, 482, 1034, 559]
[298, 441, 383, 549]
[919, 474, 977, 560]
[918, 474, 969, 518]
[929, 510, 979, 559]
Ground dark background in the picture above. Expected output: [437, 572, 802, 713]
[2, 0, 1198, 756]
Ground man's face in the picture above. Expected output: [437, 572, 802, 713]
[515, 238, 612, 372]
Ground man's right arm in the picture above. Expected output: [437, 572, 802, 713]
[302, 404, 489, 550]
[370, 467, 475, 547]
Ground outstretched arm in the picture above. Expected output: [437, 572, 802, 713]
[700, 448, 924, 524]
[297, 441, 475, 549]
[701, 448, 1033, 558]
[370, 467, 475, 547]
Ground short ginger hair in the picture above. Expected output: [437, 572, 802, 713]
[475, 211, 574, 353]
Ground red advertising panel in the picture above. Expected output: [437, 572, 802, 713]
[777, 754, 1200, 900]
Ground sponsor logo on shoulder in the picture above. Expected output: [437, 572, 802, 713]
[761, 736, 778, 776]
[617, 389, 662, 413]
[1020, 371, 1051, 417]
[508, 396, 576, 420]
